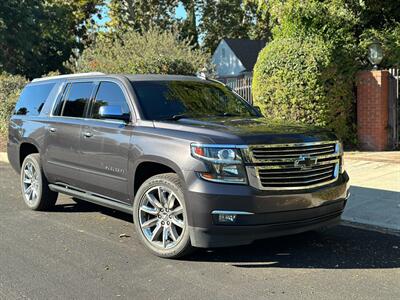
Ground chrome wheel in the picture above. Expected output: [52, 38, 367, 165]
[22, 161, 40, 204]
[139, 186, 185, 249]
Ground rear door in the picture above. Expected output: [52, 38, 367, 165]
[43, 81, 96, 187]
[78, 80, 133, 203]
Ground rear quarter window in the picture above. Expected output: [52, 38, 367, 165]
[14, 82, 56, 116]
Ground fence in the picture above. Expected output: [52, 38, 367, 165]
[226, 76, 253, 104]
[388, 68, 399, 149]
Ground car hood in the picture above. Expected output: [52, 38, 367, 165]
[152, 117, 338, 145]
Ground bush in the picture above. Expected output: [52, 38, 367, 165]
[252, 36, 356, 143]
[0, 73, 28, 137]
[74, 28, 211, 75]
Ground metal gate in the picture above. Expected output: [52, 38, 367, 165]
[226, 76, 253, 104]
[388, 68, 399, 149]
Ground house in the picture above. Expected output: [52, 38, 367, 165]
[212, 38, 266, 81]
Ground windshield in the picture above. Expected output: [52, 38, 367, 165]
[131, 80, 259, 120]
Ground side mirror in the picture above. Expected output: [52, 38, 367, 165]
[99, 105, 130, 122]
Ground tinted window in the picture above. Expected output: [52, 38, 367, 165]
[53, 83, 71, 116]
[14, 83, 55, 116]
[91, 82, 130, 119]
[131, 80, 258, 120]
[61, 82, 94, 118]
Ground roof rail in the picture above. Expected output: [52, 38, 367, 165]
[32, 72, 105, 82]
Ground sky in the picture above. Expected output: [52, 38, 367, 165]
[176, 3, 187, 19]
[94, 3, 188, 27]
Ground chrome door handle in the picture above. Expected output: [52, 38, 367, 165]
[49, 127, 56, 133]
[83, 131, 93, 138]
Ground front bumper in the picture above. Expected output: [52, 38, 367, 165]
[183, 171, 350, 248]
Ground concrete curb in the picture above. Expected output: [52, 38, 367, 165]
[0, 152, 8, 163]
[341, 220, 400, 237]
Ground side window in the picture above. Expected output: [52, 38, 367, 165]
[53, 83, 71, 116]
[14, 82, 55, 116]
[91, 82, 130, 119]
[61, 82, 94, 118]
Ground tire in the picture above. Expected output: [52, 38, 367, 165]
[133, 173, 194, 259]
[20, 153, 58, 211]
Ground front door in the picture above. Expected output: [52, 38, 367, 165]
[78, 81, 133, 203]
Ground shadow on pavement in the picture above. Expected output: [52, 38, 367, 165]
[186, 225, 400, 269]
[52, 198, 400, 270]
[52, 198, 133, 223]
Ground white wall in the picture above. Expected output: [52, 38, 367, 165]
[212, 40, 245, 78]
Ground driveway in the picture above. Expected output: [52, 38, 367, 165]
[343, 152, 400, 232]
[0, 161, 399, 299]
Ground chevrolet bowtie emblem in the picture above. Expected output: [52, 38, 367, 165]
[294, 155, 318, 170]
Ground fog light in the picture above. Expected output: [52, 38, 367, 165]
[218, 214, 237, 223]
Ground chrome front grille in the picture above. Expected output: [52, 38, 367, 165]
[251, 142, 337, 160]
[247, 141, 341, 190]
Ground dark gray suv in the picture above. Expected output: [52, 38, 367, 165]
[7, 73, 349, 258]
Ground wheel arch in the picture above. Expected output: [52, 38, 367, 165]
[130, 156, 186, 199]
[19, 140, 41, 168]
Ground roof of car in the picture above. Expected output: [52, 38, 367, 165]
[126, 74, 204, 82]
[32, 73, 205, 83]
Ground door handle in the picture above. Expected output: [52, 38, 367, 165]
[49, 127, 56, 133]
[83, 131, 93, 138]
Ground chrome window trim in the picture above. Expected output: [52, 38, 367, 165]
[49, 77, 138, 123]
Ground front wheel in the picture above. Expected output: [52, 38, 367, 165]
[133, 173, 193, 258]
[20, 153, 58, 211]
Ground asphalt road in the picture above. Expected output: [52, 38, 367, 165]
[1, 161, 399, 300]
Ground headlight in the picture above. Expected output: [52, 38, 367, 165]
[191, 144, 247, 184]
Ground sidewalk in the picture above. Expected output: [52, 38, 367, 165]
[0, 151, 399, 232]
[342, 152, 400, 233]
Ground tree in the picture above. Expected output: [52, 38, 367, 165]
[346, 0, 400, 33]
[199, 0, 272, 52]
[251, 0, 400, 67]
[0, 0, 103, 79]
[106, 0, 271, 52]
[107, 0, 179, 33]
[180, 0, 199, 47]
[73, 28, 210, 75]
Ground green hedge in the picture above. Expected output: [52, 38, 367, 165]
[252, 36, 356, 143]
[0, 73, 28, 137]
[74, 28, 211, 75]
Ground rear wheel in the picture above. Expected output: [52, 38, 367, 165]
[133, 173, 193, 258]
[20, 153, 58, 211]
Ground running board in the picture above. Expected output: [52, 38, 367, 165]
[48, 184, 132, 214]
